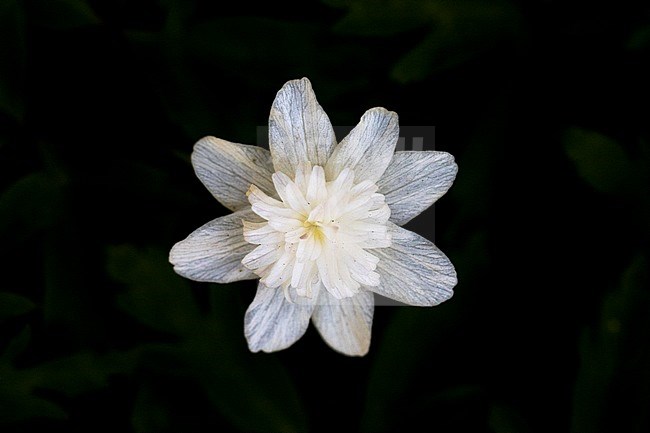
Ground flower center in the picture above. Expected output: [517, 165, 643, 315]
[242, 164, 391, 300]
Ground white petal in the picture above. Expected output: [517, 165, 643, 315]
[272, 172, 310, 214]
[247, 186, 303, 231]
[306, 165, 327, 205]
[293, 162, 312, 193]
[246, 184, 284, 208]
[377, 151, 458, 225]
[169, 209, 259, 283]
[242, 221, 283, 245]
[312, 289, 374, 357]
[244, 283, 316, 353]
[192, 137, 275, 211]
[261, 250, 295, 289]
[327, 167, 355, 195]
[325, 107, 399, 183]
[269, 78, 336, 175]
[369, 222, 456, 306]
[348, 258, 381, 286]
[242, 243, 282, 270]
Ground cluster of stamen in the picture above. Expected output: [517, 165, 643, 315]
[242, 164, 391, 300]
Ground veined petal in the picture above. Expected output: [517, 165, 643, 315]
[169, 209, 259, 283]
[325, 107, 399, 183]
[245, 283, 317, 353]
[377, 151, 458, 225]
[192, 137, 275, 211]
[312, 289, 374, 356]
[269, 78, 336, 176]
[369, 222, 457, 306]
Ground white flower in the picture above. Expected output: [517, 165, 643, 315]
[169, 78, 458, 356]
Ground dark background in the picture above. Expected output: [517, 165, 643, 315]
[1, 0, 649, 432]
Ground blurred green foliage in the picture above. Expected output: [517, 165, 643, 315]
[330, 0, 523, 82]
[1, 0, 649, 432]
[107, 245, 307, 432]
[571, 255, 650, 433]
[565, 128, 642, 196]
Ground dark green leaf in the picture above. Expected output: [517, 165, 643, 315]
[0, 292, 35, 323]
[0, 172, 65, 243]
[564, 127, 639, 195]
[361, 303, 459, 432]
[627, 25, 650, 51]
[30, 350, 139, 396]
[331, 0, 521, 81]
[0, 347, 138, 423]
[391, 28, 478, 83]
[107, 245, 201, 336]
[332, 0, 432, 36]
[0, 326, 31, 364]
[193, 287, 308, 433]
[0, 329, 40, 422]
[132, 383, 172, 433]
[30, 0, 100, 30]
[0, 387, 67, 423]
[43, 221, 102, 343]
[571, 255, 650, 433]
[391, 2, 522, 82]
[489, 402, 532, 433]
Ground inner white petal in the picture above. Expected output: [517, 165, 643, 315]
[272, 171, 310, 215]
[242, 165, 391, 300]
[306, 165, 327, 205]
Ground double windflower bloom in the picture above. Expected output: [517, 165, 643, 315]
[170, 78, 458, 356]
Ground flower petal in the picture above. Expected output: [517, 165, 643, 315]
[169, 209, 259, 283]
[377, 151, 458, 225]
[369, 222, 457, 306]
[269, 78, 336, 176]
[312, 289, 374, 357]
[192, 136, 275, 211]
[325, 107, 399, 183]
[244, 283, 317, 353]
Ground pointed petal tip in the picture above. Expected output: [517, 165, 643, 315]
[439, 151, 459, 175]
[286, 76, 312, 85]
[189, 136, 275, 211]
[325, 105, 400, 182]
[168, 241, 181, 265]
[277, 77, 314, 95]
[363, 106, 399, 120]
[312, 290, 374, 357]
[244, 284, 316, 354]
[191, 135, 220, 158]
[193, 135, 218, 146]
[317, 330, 370, 357]
[246, 339, 296, 354]
[327, 341, 370, 357]
[269, 77, 335, 174]
[356, 107, 399, 135]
